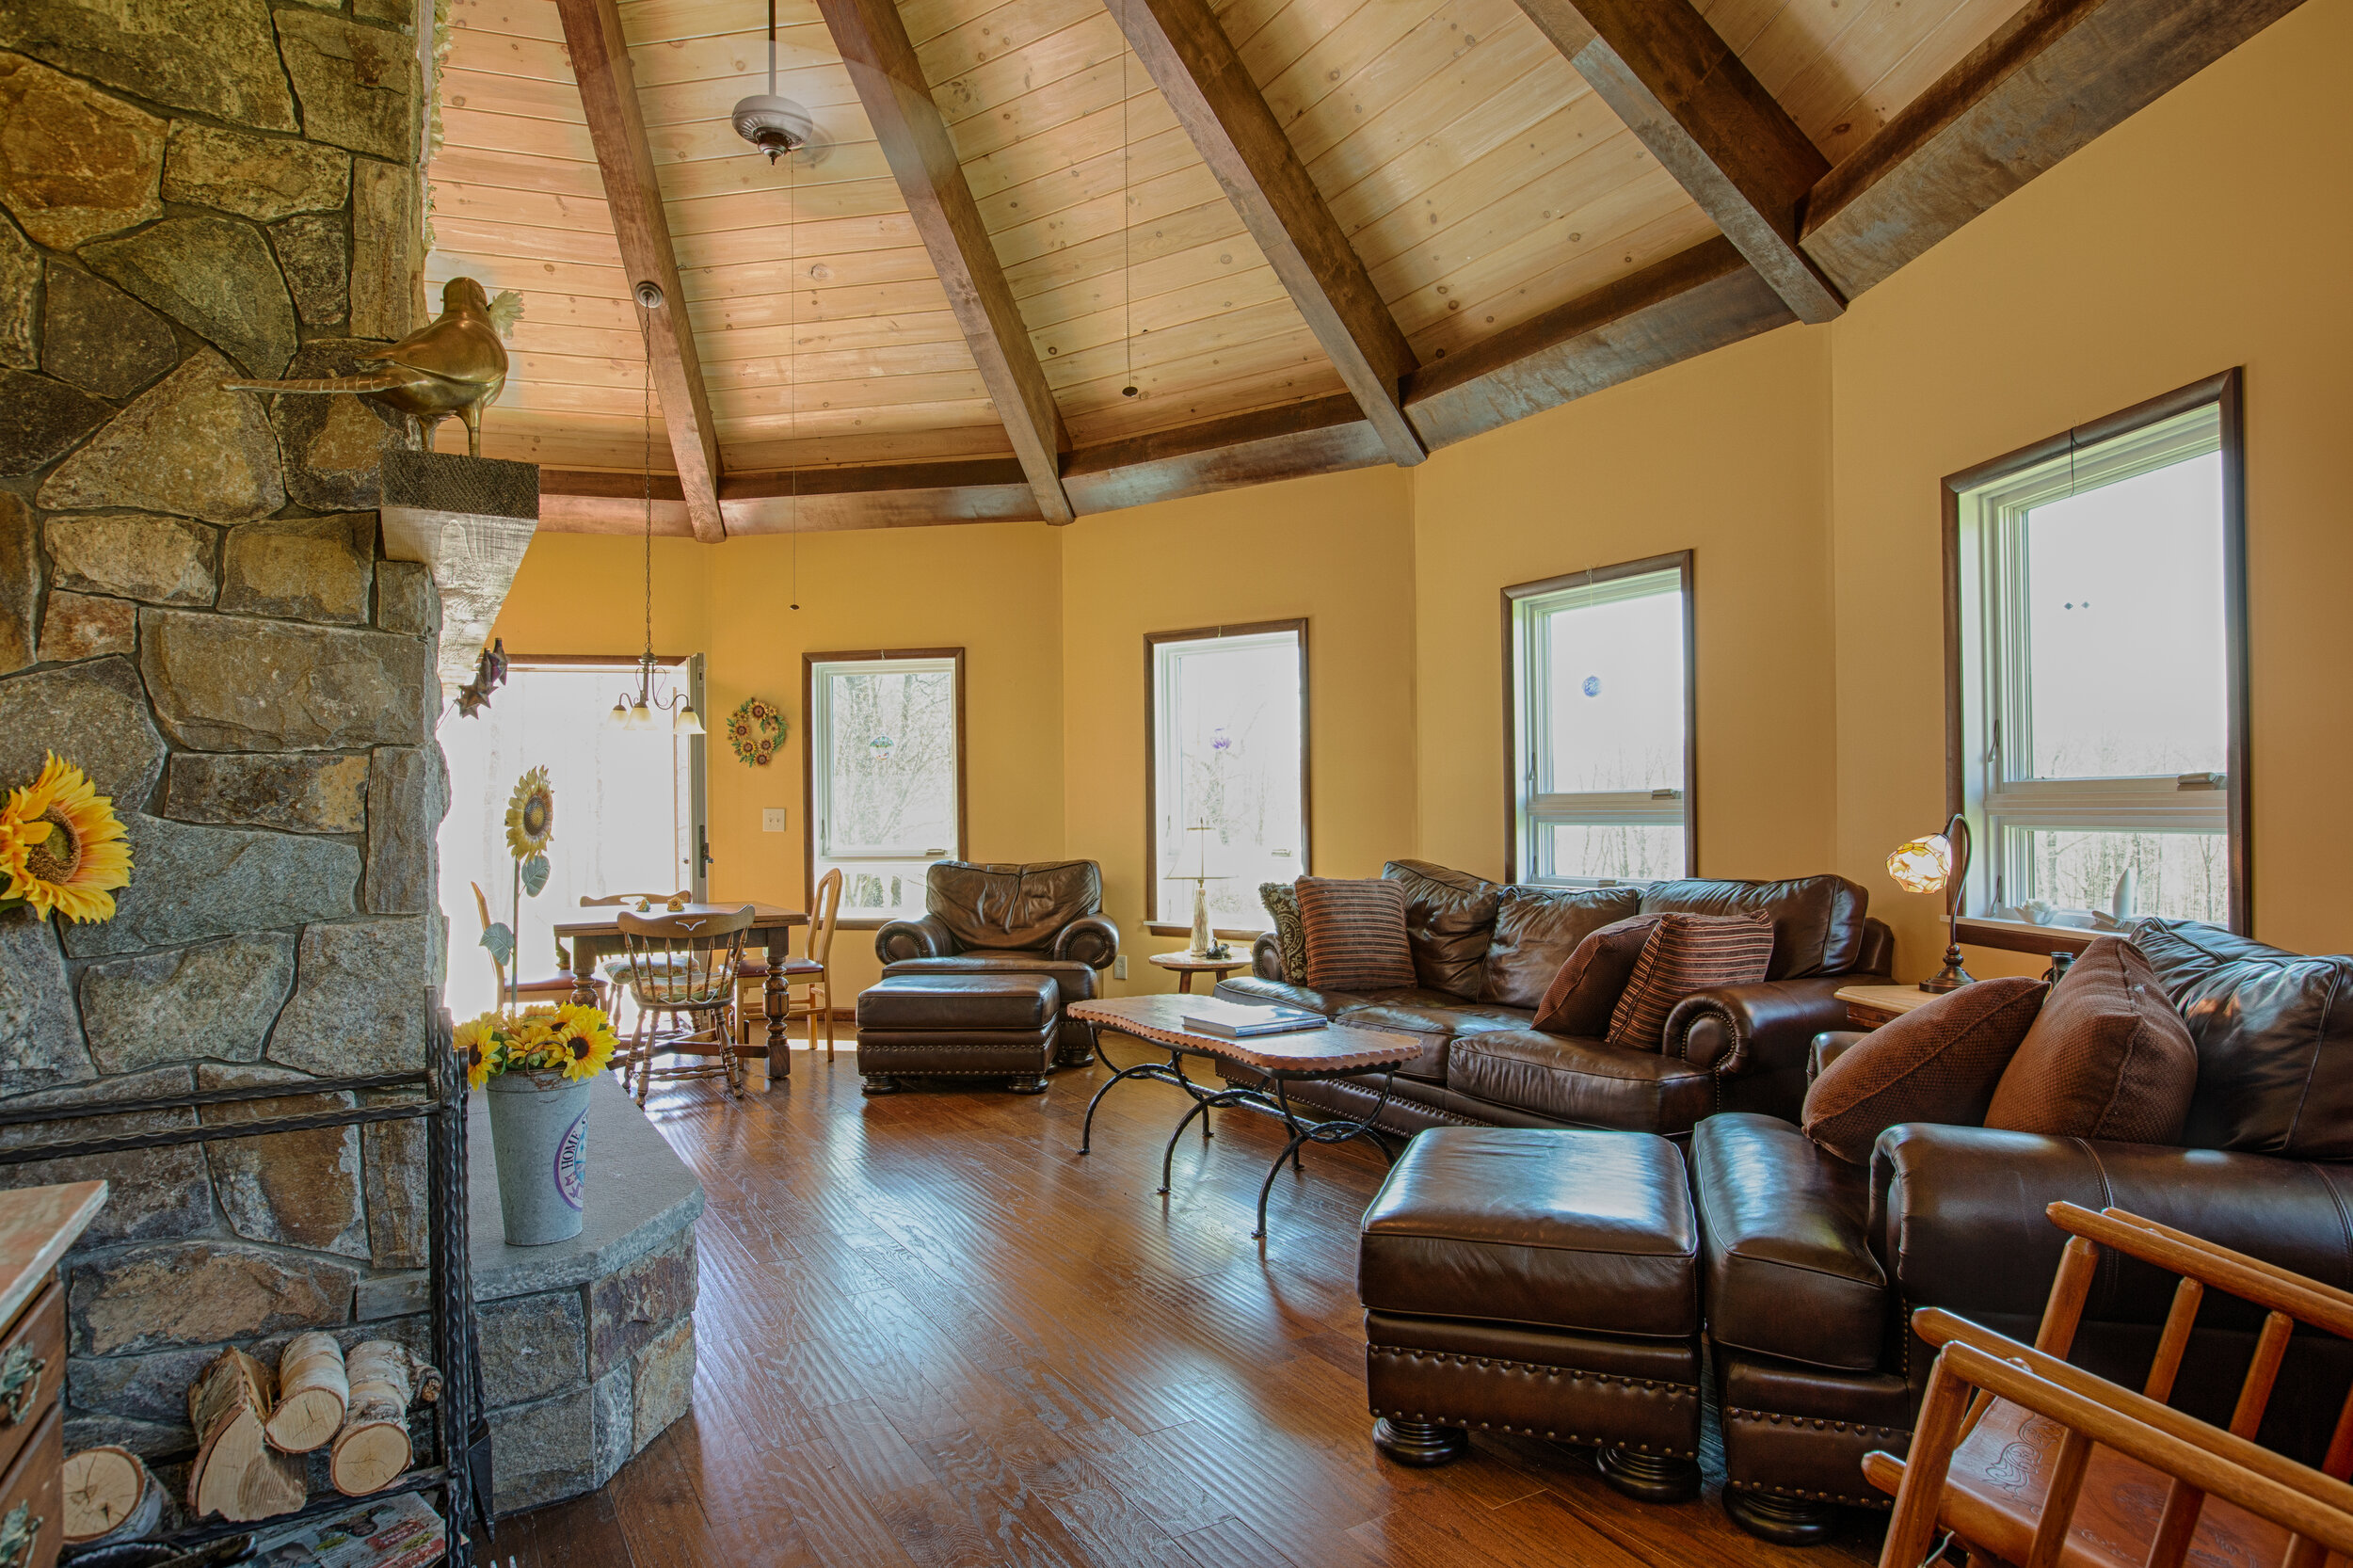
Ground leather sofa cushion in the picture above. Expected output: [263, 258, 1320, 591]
[1987, 936, 2198, 1144]
[1606, 912, 1774, 1051]
[1641, 875, 1869, 979]
[1359, 1127, 1697, 1337]
[879, 953, 1098, 1004]
[856, 972, 1059, 1031]
[1213, 974, 1366, 1016]
[2130, 918, 2353, 1160]
[1483, 886, 1641, 1009]
[1383, 859, 1502, 999]
[1800, 977, 2044, 1163]
[1532, 915, 1662, 1036]
[1298, 876, 1417, 992]
[926, 860, 1102, 949]
[1692, 1112, 1888, 1372]
[1341, 994, 1536, 1083]
[1447, 1030, 1714, 1136]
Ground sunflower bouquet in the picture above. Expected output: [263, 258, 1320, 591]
[0, 753, 132, 923]
[454, 1003, 617, 1089]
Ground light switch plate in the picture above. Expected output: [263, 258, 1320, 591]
[1113, 955, 1128, 980]
[761, 808, 787, 833]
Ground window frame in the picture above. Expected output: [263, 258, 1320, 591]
[1942, 369, 2250, 952]
[1143, 618, 1311, 937]
[801, 647, 969, 930]
[1502, 551, 1697, 886]
[494, 652, 710, 899]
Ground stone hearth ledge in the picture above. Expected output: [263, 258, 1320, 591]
[357, 1073, 704, 1514]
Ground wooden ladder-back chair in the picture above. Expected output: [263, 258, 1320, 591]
[1874, 1332, 2353, 1568]
[1863, 1201, 2353, 1568]
[738, 868, 841, 1057]
[616, 904, 755, 1105]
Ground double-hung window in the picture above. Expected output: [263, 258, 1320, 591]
[1145, 621, 1308, 932]
[1507, 554, 1694, 885]
[1948, 372, 2249, 932]
[806, 649, 965, 922]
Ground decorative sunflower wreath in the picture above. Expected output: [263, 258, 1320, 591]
[727, 696, 786, 768]
[0, 753, 133, 923]
[453, 1003, 618, 1089]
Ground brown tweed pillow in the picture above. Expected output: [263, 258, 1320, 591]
[1801, 977, 2047, 1163]
[1987, 936, 2198, 1144]
[1297, 876, 1417, 992]
[1605, 912, 1775, 1052]
[1259, 881, 1308, 982]
[1532, 915, 1665, 1037]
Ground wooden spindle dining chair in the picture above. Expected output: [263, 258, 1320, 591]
[615, 904, 755, 1106]
[1874, 1330, 2353, 1568]
[1864, 1201, 2353, 1568]
[736, 868, 842, 1057]
[472, 881, 603, 1013]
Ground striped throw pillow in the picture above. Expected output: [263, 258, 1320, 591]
[1606, 912, 1776, 1052]
[1297, 877, 1416, 993]
[1260, 881, 1309, 982]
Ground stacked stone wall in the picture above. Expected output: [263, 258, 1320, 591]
[0, 0, 447, 1463]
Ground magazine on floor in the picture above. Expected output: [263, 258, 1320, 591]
[248, 1491, 444, 1568]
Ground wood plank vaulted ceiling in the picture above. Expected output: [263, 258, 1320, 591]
[424, 0, 2306, 536]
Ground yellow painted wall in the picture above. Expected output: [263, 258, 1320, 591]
[1060, 465, 1418, 996]
[1827, 0, 2353, 970]
[488, 0, 2352, 1001]
[1409, 327, 1839, 886]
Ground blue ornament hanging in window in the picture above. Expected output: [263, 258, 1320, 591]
[1581, 676, 1602, 697]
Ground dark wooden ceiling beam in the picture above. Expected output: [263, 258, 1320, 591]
[815, 0, 1076, 524]
[552, 0, 728, 543]
[1513, 0, 1843, 325]
[1403, 238, 1793, 448]
[1802, 0, 2307, 300]
[1111, 0, 1427, 468]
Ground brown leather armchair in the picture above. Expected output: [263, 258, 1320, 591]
[1691, 919, 2353, 1544]
[875, 860, 1117, 1065]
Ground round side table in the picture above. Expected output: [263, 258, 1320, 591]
[1147, 951, 1249, 994]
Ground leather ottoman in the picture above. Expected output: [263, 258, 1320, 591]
[855, 973, 1059, 1095]
[1357, 1127, 1703, 1501]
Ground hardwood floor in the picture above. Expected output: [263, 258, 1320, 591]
[495, 1034, 1889, 1567]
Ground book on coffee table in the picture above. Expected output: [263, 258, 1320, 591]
[1178, 1001, 1327, 1038]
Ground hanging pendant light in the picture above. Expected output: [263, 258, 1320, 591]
[611, 281, 704, 736]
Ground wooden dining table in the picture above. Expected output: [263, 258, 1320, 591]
[556, 902, 808, 1079]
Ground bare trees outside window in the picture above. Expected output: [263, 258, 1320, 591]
[808, 650, 965, 921]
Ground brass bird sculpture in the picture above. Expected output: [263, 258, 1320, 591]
[222, 277, 519, 457]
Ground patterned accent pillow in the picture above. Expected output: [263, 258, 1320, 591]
[1297, 876, 1417, 993]
[1532, 915, 1665, 1037]
[1605, 912, 1776, 1052]
[1259, 881, 1308, 983]
[1987, 936, 2199, 1144]
[1801, 977, 2046, 1163]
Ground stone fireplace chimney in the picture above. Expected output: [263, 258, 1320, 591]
[0, 0, 466, 1457]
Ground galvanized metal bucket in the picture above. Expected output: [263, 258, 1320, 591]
[485, 1068, 590, 1245]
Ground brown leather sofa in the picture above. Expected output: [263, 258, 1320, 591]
[1690, 919, 2353, 1544]
[1212, 861, 1894, 1138]
[875, 860, 1118, 1066]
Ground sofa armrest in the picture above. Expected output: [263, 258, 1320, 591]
[874, 914, 958, 963]
[1810, 1031, 1869, 1084]
[1670, 975, 1870, 1077]
[1051, 914, 1119, 969]
[1870, 1124, 2353, 1331]
[1253, 932, 1285, 981]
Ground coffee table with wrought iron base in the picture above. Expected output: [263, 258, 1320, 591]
[1066, 995, 1420, 1240]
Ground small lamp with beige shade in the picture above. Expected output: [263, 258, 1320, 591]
[1888, 813, 1976, 994]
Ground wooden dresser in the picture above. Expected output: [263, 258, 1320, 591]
[0, 1183, 107, 1568]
